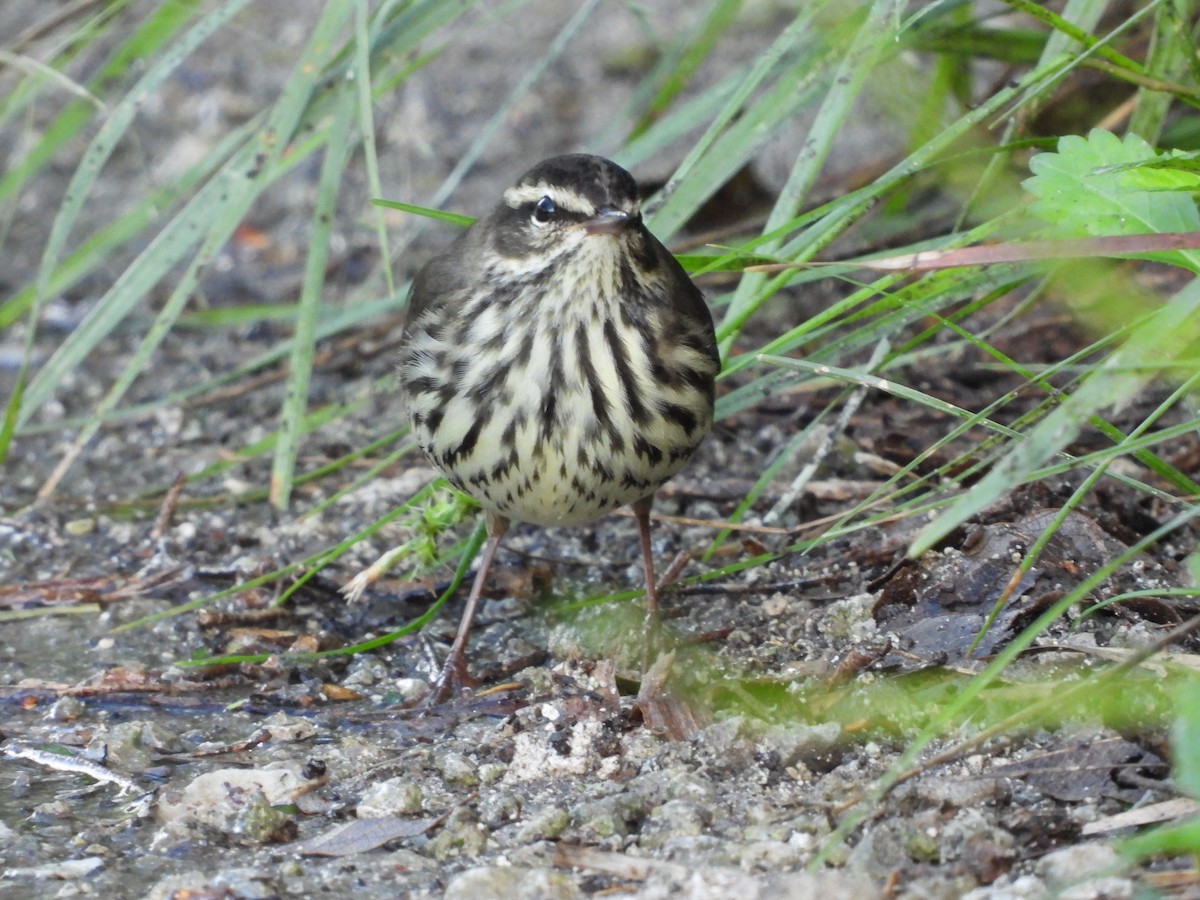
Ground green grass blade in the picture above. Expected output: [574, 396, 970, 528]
[627, 0, 744, 140]
[0, 111, 253, 330]
[422, 0, 602, 213]
[372, 199, 474, 228]
[911, 276, 1200, 556]
[7, 0, 255, 450]
[354, 0, 395, 300]
[270, 72, 361, 509]
[0, 0, 200, 205]
[637, 1, 829, 231]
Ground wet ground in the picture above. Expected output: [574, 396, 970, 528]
[3, 2, 1199, 898]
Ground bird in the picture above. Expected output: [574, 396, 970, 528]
[398, 153, 720, 701]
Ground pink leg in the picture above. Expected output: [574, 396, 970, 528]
[633, 496, 658, 613]
[632, 495, 665, 670]
[427, 512, 509, 703]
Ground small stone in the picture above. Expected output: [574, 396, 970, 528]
[259, 711, 319, 743]
[155, 763, 321, 842]
[503, 717, 607, 782]
[514, 805, 571, 842]
[427, 806, 488, 860]
[29, 800, 73, 823]
[730, 839, 808, 871]
[1035, 843, 1132, 898]
[569, 792, 648, 840]
[640, 799, 711, 849]
[341, 654, 389, 689]
[816, 593, 877, 641]
[635, 866, 877, 900]
[92, 721, 156, 773]
[231, 789, 294, 843]
[477, 789, 521, 829]
[392, 678, 432, 703]
[914, 770, 1008, 809]
[357, 779, 424, 818]
[437, 750, 478, 787]
[477, 762, 507, 784]
[760, 722, 842, 770]
[44, 696, 85, 722]
[144, 869, 282, 900]
[846, 819, 926, 879]
[1, 857, 104, 881]
[444, 866, 579, 900]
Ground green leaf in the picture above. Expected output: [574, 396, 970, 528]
[1118, 816, 1200, 861]
[1024, 129, 1200, 269]
[1120, 167, 1200, 191]
[1173, 679, 1200, 799]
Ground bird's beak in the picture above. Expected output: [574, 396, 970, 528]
[582, 207, 633, 236]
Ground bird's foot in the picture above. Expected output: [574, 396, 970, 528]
[421, 650, 479, 707]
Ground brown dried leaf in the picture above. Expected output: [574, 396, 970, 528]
[291, 814, 444, 857]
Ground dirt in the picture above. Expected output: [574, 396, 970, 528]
[2, 2, 1198, 898]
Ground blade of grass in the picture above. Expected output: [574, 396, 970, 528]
[645, 12, 851, 243]
[911, 275, 1200, 556]
[1131, 0, 1199, 141]
[0, 0, 200, 205]
[270, 66, 361, 509]
[113, 478, 444, 632]
[716, 58, 1069, 348]
[0, 50, 105, 110]
[811, 502, 1200, 867]
[0, 111, 252, 330]
[720, 0, 903, 361]
[21, 119, 331, 491]
[372, 199, 474, 228]
[354, 0, 394, 300]
[4, 0, 254, 466]
[422, 0, 603, 214]
[637, 0, 830, 227]
[627, 0, 744, 140]
[11, 0, 482, 471]
[186, 515, 488, 665]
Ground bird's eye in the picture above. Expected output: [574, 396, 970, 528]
[531, 195, 556, 226]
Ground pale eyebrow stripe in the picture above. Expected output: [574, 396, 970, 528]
[503, 183, 594, 214]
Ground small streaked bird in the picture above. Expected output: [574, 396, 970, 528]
[399, 154, 720, 701]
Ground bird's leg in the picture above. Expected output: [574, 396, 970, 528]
[633, 495, 659, 612]
[632, 495, 663, 668]
[426, 512, 510, 704]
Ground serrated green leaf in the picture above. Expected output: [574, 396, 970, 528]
[1024, 129, 1200, 269]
